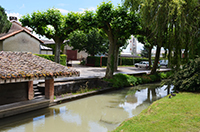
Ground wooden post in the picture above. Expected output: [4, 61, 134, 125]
[28, 81, 34, 100]
[45, 78, 54, 102]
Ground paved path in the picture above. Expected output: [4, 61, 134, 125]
[34, 61, 170, 84]
[70, 60, 170, 77]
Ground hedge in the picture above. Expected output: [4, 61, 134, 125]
[104, 71, 172, 88]
[86, 56, 148, 67]
[35, 54, 67, 66]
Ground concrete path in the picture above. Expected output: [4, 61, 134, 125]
[34, 61, 171, 84]
[70, 60, 171, 77]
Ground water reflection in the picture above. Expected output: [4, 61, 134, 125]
[0, 83, 172, 132]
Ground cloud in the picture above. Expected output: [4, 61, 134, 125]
[6, 12, 23, 20]
[78, 7, 96, 13]
[57, 8, 70, 14]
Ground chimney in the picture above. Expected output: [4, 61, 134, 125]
[9, 16, 17, 21]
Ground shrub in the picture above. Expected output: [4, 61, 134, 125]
[136, 77, 142, 84]
[104, 73, 139, 88]
[149, 74, 157, 82]
[35, 54, 67, 66]
[127, 75, 138, 86]
[170, 57, 200, 92]
[104, 72, 170, 88]
[140, 75, 152, 83]
[158, 72, 167, 79]
[86, 56, 149, 67]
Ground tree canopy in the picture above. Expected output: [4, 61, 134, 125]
[81, 2, 139, 78]
[0, 6, 11, 33]
[20, 9, 80, 63]
[68, 28, 109, 56]
[124, 0, 200, 73]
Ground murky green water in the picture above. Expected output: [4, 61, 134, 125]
[0, 83, 172, 132]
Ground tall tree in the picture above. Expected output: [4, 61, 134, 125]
[124, 0, 200, 73]
[0, 6, 11, 33]
[81, 2, 139, 78]
[68, 28, 109, 56]
[20, 9, 80, 63]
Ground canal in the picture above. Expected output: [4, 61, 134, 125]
[0, 83, 172, 132]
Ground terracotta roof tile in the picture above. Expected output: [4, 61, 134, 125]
[0, 51, 80, 81]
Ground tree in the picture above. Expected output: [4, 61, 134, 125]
[20, 9, 80, 63]
[0, 6, 11, 33]
[124, 0, 200, 73]
[68, 28, 109, 56]
[81, 2, 139, 78]
[141, 45, 149, 58]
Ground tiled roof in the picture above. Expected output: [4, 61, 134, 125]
[0, 51, 80, 82]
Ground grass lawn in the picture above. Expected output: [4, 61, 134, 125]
[113, 92, 200, 132]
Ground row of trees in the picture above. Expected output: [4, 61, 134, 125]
[20, 2, 140, 79]
[2, 0, 199, 79]
[124, 0, 200, 74]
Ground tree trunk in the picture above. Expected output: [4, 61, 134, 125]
[105, 36, 115, 79]
[150, 45, 161, 74]
[148, 46, 153, 69]
[114, 45, 120, 72]
[168, 48, 171, 68]
[54, 39, 62, 63]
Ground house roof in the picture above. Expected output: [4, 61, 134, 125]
[0, 21, 43, 43]
[40, 45, 52, 51]
[0, 51, 80, 83]
[42, 39, 69, 45]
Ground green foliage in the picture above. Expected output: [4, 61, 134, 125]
[170, 57, 200, 92]
[81, 2, 140, 78]
[35, 54, 67, 66]
[119, 58, 134, 65]
[127, 75, 138, 86]
[0, 6, 11, 33]
[141, 45, 149, 58]
[104, 73, 130, 88]
[44, 44, 65, 55]
[68, 28, 109, 56]
[158, 72, 167, 79]
[86, 56, 148, 67]
[20, 9, 80, 63]
[105, 72, 171, 88]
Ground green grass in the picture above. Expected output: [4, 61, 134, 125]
[113, 92, 200, 132]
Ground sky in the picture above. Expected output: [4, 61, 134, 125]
[1, 0, 143, 53]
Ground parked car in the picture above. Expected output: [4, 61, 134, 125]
[159, 60, 168, 67]
[135, 61, 160, 69]
[135, 61, 149, 69]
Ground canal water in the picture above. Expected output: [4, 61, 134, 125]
[0, 83, 172, 132]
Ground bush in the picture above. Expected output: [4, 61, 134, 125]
[35, 54, 67, 66]
[170, 57, 200, 92]
[140, 75, 152, 83]
[86, 56, 148, 67]
[136, 77, 142, 84]
[104, 73, 139, 88]
[149, 74, 158, 82]
[127, 75, 138, 86]
[158, 72, 167, 79]
[104, 72, 170, 88]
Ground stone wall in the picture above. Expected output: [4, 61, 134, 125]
[38, 78, 109, 96]
[0, 82, 28, 105]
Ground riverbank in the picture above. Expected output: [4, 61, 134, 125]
[113, 92, 200, 132]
